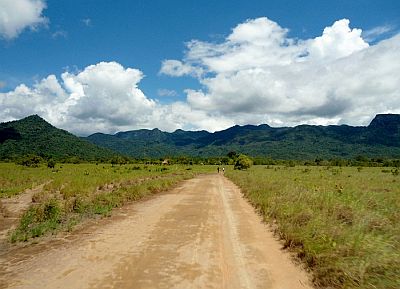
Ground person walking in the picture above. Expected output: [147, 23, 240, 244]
[217, 167, 220, 173]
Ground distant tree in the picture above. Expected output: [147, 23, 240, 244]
[234, 154, 253, 170]
[355, 155, 369, 162]
[17, 154, 42, 167]
[47, 159, 56, 169]
[227, 151, 237, 159]
[315, 157, 323, 166]
[118, 156, 128, 165]
[221, 157, 230, 165]
[111, 157, 119, 166]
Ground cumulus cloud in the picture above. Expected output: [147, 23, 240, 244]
[0, 62, 159, 134]
[0, 0, 48, 39]
[307, 19, 368, 60]
[1, 17, 399, 134]
[0, 62, 231, 134]
[162, 17, 400, 127]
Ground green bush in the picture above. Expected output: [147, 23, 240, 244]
[234, 154, 253, 170]
[16, 154, 42, 167]
[47, 159, 56, 169]
[11, 199, 62, 242]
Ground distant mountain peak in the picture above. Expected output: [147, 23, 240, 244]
[19, 114, 49, 124]
[24, 114, 44, 120]
[369, 114, 400, 127]
[0, 115, 117, 160]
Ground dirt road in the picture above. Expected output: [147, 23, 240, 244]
[0, 175, 312, 289]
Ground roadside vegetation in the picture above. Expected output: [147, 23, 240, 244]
[0, 162, 213, 242]
[2, 154, 400, 288]
[225, 165, 400, 289]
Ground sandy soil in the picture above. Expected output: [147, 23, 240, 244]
[0, 183, 48, 242]
[0, 174, 313, 289]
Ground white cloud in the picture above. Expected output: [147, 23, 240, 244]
[0, 0, 48, 39]
[160, 59, 203, 77]
[307, 19, 369, 60]
[157, 88, 177, 97]
[1, 18, 399, 135]
[0, 61, 230, 134]
[0, 62, 154, 134]
[62, 62, 156, 126]
[162, 17, 400, 128]
[362, 24, 394, 42]
[148, 102, 234, 132]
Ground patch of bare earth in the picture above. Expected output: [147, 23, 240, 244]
[0, 183, 49, 243]
[0, 175, 313, 289]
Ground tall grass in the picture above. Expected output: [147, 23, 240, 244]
[226, 165, 400, 289]
[0, 163, 51, 197]
[1, 163, 214, 242]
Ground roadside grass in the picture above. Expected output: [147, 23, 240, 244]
[0, 163, 51, 198]
[225, 165, 400, 289]
[0, 163, 214, 242]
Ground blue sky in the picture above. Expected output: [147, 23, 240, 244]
[0, 0, 399, 134]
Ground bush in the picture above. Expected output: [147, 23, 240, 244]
[47, 159, 56, 169]
[11, 199, 62, 242]
[234, 154, 253, 170]
[16, 154, 42, 167]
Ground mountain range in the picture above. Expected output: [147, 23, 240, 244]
[85, 114, 400, 159]
[1, 114, 399, 160]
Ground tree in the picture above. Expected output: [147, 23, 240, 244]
[47, 159, 56, 169]
[17, 154, 42, 167]
[234, 154, 253, 170]
[227, 151, 237, 159]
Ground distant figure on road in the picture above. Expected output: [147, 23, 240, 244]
[217, 167, 220, 173]
[222, 167, 225, 174]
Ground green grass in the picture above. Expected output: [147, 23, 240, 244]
[225, 165, 400, 289]
[0, 163, 214, 242]
[0, 164, 51, 198]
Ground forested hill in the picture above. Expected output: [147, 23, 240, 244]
[0, 115, 117, 161]
[85, 114, 400, 159]
[1, 114, 399, 160]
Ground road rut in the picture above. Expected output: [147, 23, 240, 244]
[0, 174, 313, 289]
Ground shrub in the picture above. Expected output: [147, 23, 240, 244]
[17, 154, 42, 167]
[47, 159, 56, 169]
[234, 154, 253, 170]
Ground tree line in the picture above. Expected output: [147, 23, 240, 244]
[9, 152, 400, 168]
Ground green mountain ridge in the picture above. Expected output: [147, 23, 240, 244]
[1, 114, 399, 161]
[0, 115, 117, 161]
[85, 114, 400, 159]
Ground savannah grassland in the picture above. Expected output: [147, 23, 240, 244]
[226, 165, 400, 289]
[0, 163, 213, 242]
[2, 162, 400, 289]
